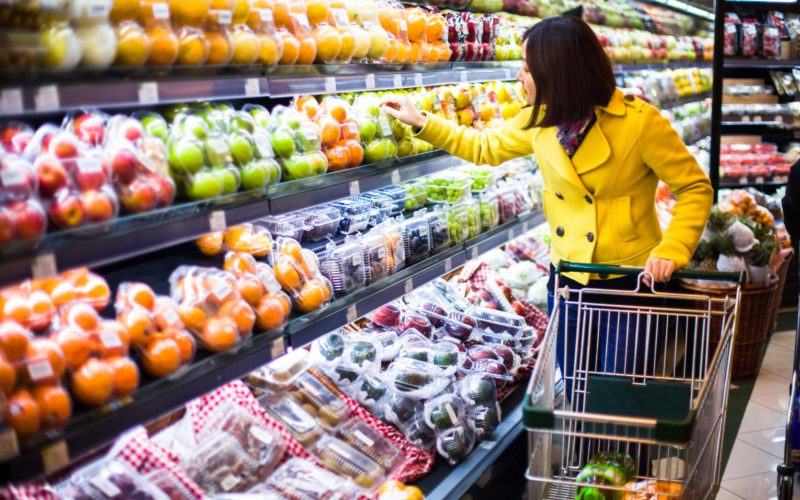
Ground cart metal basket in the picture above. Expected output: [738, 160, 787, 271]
[523, 262, 744, 500]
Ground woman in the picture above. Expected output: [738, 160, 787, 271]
[382, 16, 713, 385]
[783, 159, 799, 250]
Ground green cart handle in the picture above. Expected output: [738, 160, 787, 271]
[555, 261, 746, 286]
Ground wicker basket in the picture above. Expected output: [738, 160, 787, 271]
[681, 279, 778, 379]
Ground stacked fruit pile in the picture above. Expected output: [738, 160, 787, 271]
[719, 142, 793, 182]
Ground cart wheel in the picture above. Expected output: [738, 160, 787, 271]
[777, 468, 794, 500]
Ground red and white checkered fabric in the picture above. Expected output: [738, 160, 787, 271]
[0, 483, 58, 500]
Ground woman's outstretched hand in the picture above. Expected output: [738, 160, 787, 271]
[380, 95, 427, 129]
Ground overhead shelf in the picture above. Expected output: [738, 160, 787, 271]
[719, 177, 789, 188]
[0, 150, 462, 288]
[611, 61, 711, 73]
[0, 209, 545, 484]
[724, 59, 800, 69]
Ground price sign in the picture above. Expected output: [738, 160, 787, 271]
[245, 78, 261, 97]
[444, 257, 452, 273]
[31, 253, 57, 280]
[270, 336, 286, 358]
[459, 71, 468, 83]
[325, 77, 337, 93]
[365, 73, 376, 90]
[152, 2, 169, 19]
[35, 85, 59, 112]
[209, 210, 227, 231]
[0, 88, 23, 114]
[42, 440, 69, 475]
[138, 82, 159, 104]
[346, 305, 358, 322]
[349, 180, 360, 196]
[393, 74, 403, 88]
[414, 73, 423, 87]
[404, 279, 413, 294]
[391, 169, 400, 184]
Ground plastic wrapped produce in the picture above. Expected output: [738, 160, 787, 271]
[426, 172, 473, 204]
[289, 371, 351, 430]
[261, 213, 309, 242]
[195, 223, 273, 257]
[301, 205, 343, 242]
[312, 435, 386, 490]
[424, 393, 466, 430]
[359, 232, 390, 284]
[185, 431, 260, 493]
[384, 357, 450, 399]
[370, 303, 402, 329]
[258, 392, 323, 447]
[344, 334, 383, 374]
[58, 458, 169, 499]
[310, 331, 347, 365]
[436, 425, 475, 465]
[339, 419, 402, 472]
[320, 238, 366, 297]
[377, 217, 406, 273]
[399, 213, 431, 265]
[401, 179, 428, 211]
[244, 348, 311, 393]
[425, 207, 451, 254]
[352, 94, 397, 164]
[266, 457, 356, 499]
[446, 202, 470, 244]
[272, 238, 334, 314]
[223, 253, 292, 332]
[329, 198, 372, 234]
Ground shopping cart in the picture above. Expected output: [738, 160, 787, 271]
[523, 261, 743, 499]
[777, 255, 800, 500]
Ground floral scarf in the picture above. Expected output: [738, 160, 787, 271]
[557, 113, 596, 158]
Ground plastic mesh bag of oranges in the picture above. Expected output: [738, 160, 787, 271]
[1, 320, 73, 438]
[196, 223, 273, 257]
[115, 282, 195, 378]
[223, 252, 292, 331]
[271, 238, 333, 314]
[28, 267, 111, 313]
[169, 266, 255, 352]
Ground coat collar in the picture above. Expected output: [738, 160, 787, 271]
[597, 88, 627, 117]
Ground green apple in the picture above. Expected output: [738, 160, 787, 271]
[280, 109, 305, 130]
[282, 155, 313, 180]
[271, 127, 296, 159]
[252, 129, 275, 159]
[364, 139, 388, 164]
[391, 119, 408, 141]
[180, 114, 209, 140]
[214, 166, 241, 194]
[359, 119, 377, 142]
[186, 171, 224, 200]
[397, 138, 418, 157]
[309, 151, 328, 176]
[168, 137, 204, 174]
[140, 114, 169, 140]
[385, 138, 397, 159]
[241, 161, 268, 190]
[295, 125, 321, 153]
[264, 158, 281, 184]
[227, 132, 255, 166]
[229, 111, 255, 133]
[366, 104, 380, 117]
[204, 136, 232, 165]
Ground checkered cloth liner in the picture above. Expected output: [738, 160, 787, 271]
[0, 483, 58, 500]
[309, 369, 436, 484]
[108, 427, 205, 499]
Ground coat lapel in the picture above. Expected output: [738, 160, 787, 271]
[571, 116, 610, 175]
[533, 126, 588, 193]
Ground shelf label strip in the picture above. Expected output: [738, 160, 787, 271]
[34, 85, 59, 112]
[0, 88, 23, 114]
[31, 253, 57, 280]
[138, 82, 159, 105]
[41, 440, 69, 476]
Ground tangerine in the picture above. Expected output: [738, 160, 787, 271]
[340, 120, 358, 140]
[378, 8, 396, 35]
[232, 0, 249, 24]
[296, 95, 319, 119]
[153, 300, 184, 331]
[4, 389, 41, 437]
[177, 304, 206, 333]
[406, 8, 425, 42]
[111, 0, 141, 23]
[275, 291, 292, 316]
[319, 117, 341, 146]
[107, 356, 139, 397]
[33, 385, 71, 428]
[126, 283, 156, 311]
[344, 139, 363, 166]
[3, 296, 32, 325]
[25, 339, 65, 384]
[408, 41, 420, 62]
[425, 15, 444, 41]
[336, 28, 355, 62]
[118, 308, 155, 349]
[231, 27, 260, 64]
[196, 231, 224, 256]
[296, 35, 317, 64]
[295, 281, 326, 313]
[142, 338, 181, 377]
[172, 330, 196, 364]
[395, 39, 410, 63]
[48, 281, 77, 307]
[384, 37, 398, 62]
[224, 252, 257, 275]
[201, 317, 239, 351]
[0, 357, 17, 396]
[114, 21, 151, 67]
[206, 30, 233, 65]
[313, 25, 341, 63]
[256, 33, 281, 66]
[305, 0, 329, 25]
[0, 320, 30, 363]
[94, 320, 131, 358]
[238, 275, 265, 307]
[51, 327, 92, 370]
[275, 259, 301, 291]
[273, 1, 290, 28]
[147, 25, 179, 66]
[79, 276, 111, 311]
[218, 299, 255, 334]
[278, 30, 300, 64]
[169, 0, 210, 27]
[72, 358, 114, 407]
[28, 291, 55, 329]
[62, 302, 99, 331]
[176, 27, 210, 65]
[328, 102, 347, 123]
[255, 294, 285, 330]
[325, 145, 350, 171]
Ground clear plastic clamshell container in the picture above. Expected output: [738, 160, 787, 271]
[361, 232, 390, 285]
[301, 205, 343, 242]
[378, 219, 406, 274]
[321, 239, 366, 297]
[437, 425, 476, 465]
[338, 419, 403, 472]
[400, 214, 431, 265]
[344, 334, 383, 374]
[446, 202, 470, 245]
[266, 458, 356, 500]
[313, 436, 387, 491]
[258, 393, 323, 447]
[471, 306, 526, 336]
[356, 374, 389, 410]
[398, 412, 437, 449]
[460, 373, 499, 407]
[425, 208, 451, 254]
[61, 459, 169, 500]
[383, 392, 425, 427]
[495, 185, 517, 223]
[400, 179, 428, 211]
[460, 165, 497, 192]
[478, 192, 500, 231]
[261, 213, 308, 241]
[470, 404, 501, 440]
[356, 192, 394, 227]
[464, 197, 482, 239]
[426, 172, 474, 204]
[244, 348, 311, 392]
[375, 185, 411, 215]
[185, 431, 260, 494]
[384, 358, 450, 400]
[289, 371, 350, 431]
[329, 198, 372, 234]
[424, 394, 467, 431]
[311, 331, 347, 365]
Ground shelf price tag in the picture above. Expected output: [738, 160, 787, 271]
[390, 169, 400, 184]
[41, 440, 69, 475]
[138, 82, 159, 104]
[413, 73, 423, 87]
[0, 428, 19, 461]
[459, 70, 468, 83]
[349, 180, 360, 196]
[755, 177, 764, 184]
[404, 279, 413, 295]
[209, 210, 227, 232]
[365, 73, 376, 90]
[31, 253, 57, 280]
[444, 257, 452, 273]
[507, 229, 515, 241]
[271, 336, 286, 359]
[738, 177, 748, 185]
[470, 247, 479, 260]
[393, 74, 403, 88]
[34, 85, 59, 112]
[245, 78, 261, 97]
[0, 88, 23, 114]
[324, 77, 337, 93]
[504, 68, 513, 79]
[346, 305, 358, 322]
[523, 221, 530, 233]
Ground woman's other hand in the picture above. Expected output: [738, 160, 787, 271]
[380, 95, 427, 129]
[644, 257, 676, 286]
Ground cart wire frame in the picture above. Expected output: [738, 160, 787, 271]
[523, 262, 743, 500]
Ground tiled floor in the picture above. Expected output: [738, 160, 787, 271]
[720, 330, 797, 499]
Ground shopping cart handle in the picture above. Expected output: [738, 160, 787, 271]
[555, 261, 746, 285]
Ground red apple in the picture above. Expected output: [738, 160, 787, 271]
[48, 189, 85, 229]
[81, 189, 115, 223]
[120, 178, 157, 214]
[150, 175, 175, 208]
[33, 154, 69, 198]
[0, 207, 15, 244]
[9, 199, 46, 239]
[1, 126, 33, 155]
[118, 118, 144, 143]
[73, 113, 105, 146]
[110, 148, 139, 184]
[73, 157, 107, 191]
[48, 132, 80, 159]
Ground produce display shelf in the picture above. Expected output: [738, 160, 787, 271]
[416, 382, 527, 499]
[0, 210, 544, 484]
[639, 0, 715, 20]
[719, 179, 789, 188]
[724, 58, 800, 69]
[611, 61, 712, 73]
[0, 150, 460, 289]
[660, 92, 712, 109]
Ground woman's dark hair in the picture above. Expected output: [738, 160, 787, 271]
[522, 16, 615, 128]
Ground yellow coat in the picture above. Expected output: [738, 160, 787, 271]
[416, 88, 713, 284]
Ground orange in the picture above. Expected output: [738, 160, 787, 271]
[378, 8, 397, 35]
[142, 338, 181, 377]
[232, 0, 249, 23]
[107, 356, 139, 397]
[297, 249, 318, 277]
[296, 95, 319, 119]
[201, 317, 239, 351]
[0, 357, 17, 396]
[62, 302, 99, 331]
[425, 15, 443, 41]
[384, 37, 397, 62]
[206, 30, 233, 65]
[295, 281, 326, 313]
[126, 283, 157, 311]
[218, 299, 255, 334]
[111, 0, 141, 23]
[281, 239, 303, 259]
[223, 224, 248, 248]
[231, 27, 260, 64]
[0, 320, 30, 363]
[325, 145, 350, 171]
[305, 0, 329, 25]
[28, 291, 55, 329]
[395, 39, 409, 63]
[4, 389, 41, 437]
[224, 252, 257, 275]
[206, 279, 236, 307]
[177, 28, 210, 65]
[72, 358, 114, 407]
[48, 281, 77, 307]
[340, 120, 358, 140]
[94, 320, 131, 358]
[274, 259, 301, 291]
[172, 330, 195, 364]
[238, 275, 265, 307]
[275, 292, 292, 316]
[273, 1, 290, 28]
[169, 0, 210, 26]
[118, 308, 155, 349]
[146, 25, 179, 66]
[138, 0, 170, 25]
[319, 117, 341, 146]
[313, 25, 340, 63]
[79, 276, 111, 311]
[409, 41, 420, 62]
[153, 300, 184, 331]
[257, 33, 281, 66]
[407, 8, 425, 42]
[327, 102, 347, 123]
[196, 231, 224, 256]
[337, 28, 355, 62]
[255, 294, 285, 330]
[344, 139, 363, 166]
[51, 327, 92, 370]
[177, 304, 206, 333]
[278, 30, 300, 64]
[3, 296, 32, 325]
[33, 385, 71, 428]
[296, 35, 317, 64]
[25, 339, 65, 385]
[115, 21, 151, 67]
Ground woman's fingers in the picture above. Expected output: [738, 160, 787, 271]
[644, 257, 677, 283]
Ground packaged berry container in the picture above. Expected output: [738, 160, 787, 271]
[375, 185, 411, 215]
[301, 205, 343, 242]
[370, 303, 402, 329]
[339, 419, 403, 473]
[320, 238, 366, 297]
[262, 213, 309, 241]
[290, 371, 351, 431]
[464, 197, 482, 239]
[361, 232, 390, 284]
[400, 179, 428, 211]
[478, 193, 500, 231]
[258, 393, 323, 447]
[356, 192, 394, 226]
[312, 436, 386, 491]
[384, 358, 450, 400]
[267, 458, 356, 500]
[425, 208, 451, 254]
[496, 185, 517, 223]
[446, 202, 470, 245]
[186, 432, 260, 493]
[329, 198, 372, 234]
[424, 394, 467, 431]
[400, 213, 431, 265]
[471, 306, 526, 335]
[426, 173, 473, 204]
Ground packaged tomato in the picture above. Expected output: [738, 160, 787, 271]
[223, 252, 292, 332]
[271, 238, 333, 314]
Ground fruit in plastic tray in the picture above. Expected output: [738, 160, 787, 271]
[63, 459, 168, 500]
[384, 392, 423, 426]
[401, 179, 428, 211]
[315, 435, 385, 489]
[329, 198, 371, 235]
[419, 302, 446, 328]
[461, 373, 497, 406]
[385, 357, 449, 399]
[399, 311, 432, 337]
[340, 419, 402, 472]
[471, 405, 500, 439]
[371, 303, 401, 328]
[266, 457, 355, 499]
[426, 174, 473, 203]
[346, 337, 381, 372]
[400, 215, 430, 265]
[321, 239, 366, 297]
[446, 203, 470, 244]
[301, 205, 342, 242]
[445, 311, 476, 341]
[425, 394, 466, 430]
[361, 232, 390, 284]
[289, 371, 350, 428]
[259, 392, 324, 447]
[425, 209, 451, 254]
[436, 425, 475, 465]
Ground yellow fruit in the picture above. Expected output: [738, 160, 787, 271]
[111, 0, 141, 23]
[147, 25, 179, 65]
[114, 22, 150, 67]
[278, 30, 300, 64]
[296, 35, 316, 64]
[366, 26, 388, 60]
[232, 0, 250, 24]
[352, 28, 370, 59]
[231, 27, 260, 64]
[313, 25, 340, 63]
[206, 30, 233, 65]
[305, 0, 329, 25]
[177, 27, 209, 65]
[170, 0, 210, 26]
[257, 33, 281, 65]
[336, 28, 354, 61]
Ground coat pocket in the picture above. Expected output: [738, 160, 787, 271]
[613, 196, 640, 242]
